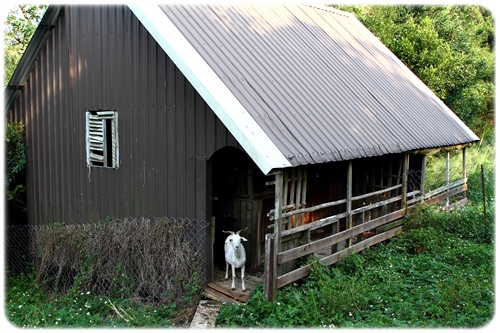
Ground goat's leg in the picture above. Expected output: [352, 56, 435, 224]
[241, 266, 246, 291]
[225, 261, 229, 280]
[231, 265, 236, 290]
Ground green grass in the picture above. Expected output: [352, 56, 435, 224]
[5, 272, 190, 328]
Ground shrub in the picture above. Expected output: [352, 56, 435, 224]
[5, 121, 27, 212]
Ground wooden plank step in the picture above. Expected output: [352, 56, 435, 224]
[204, 287, 239, 304]
[207, 282, 249, 303]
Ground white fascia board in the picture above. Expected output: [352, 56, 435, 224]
[128, 4, 292, 174]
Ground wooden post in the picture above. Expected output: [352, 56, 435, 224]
[446, 151, 450, 207]
[211, 216, 215, 283]
[347, 161, 353, 247]
[402, 153, 409, 209]
[264, 234, 275, 300]
[300, 166, 307, 225]
[256, 211, 262, 268]
[462, 148, 467, 200]
[420, 155, 427, 202]
[272, 171, 283, 300]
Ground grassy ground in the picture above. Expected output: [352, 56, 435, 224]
[4, 273, 196, 328]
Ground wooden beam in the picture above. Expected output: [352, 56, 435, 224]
[351, 184, 402, 201]
[277, 209, 405, 264]
[350, 195, 401, 215]
[446, 152, 450, 207]
[347, 161, 353, 247]
[268, 198, 347, 221]
[402, 153, 409, 209]
[280, 212, 348, 237]
[270, 171, 283, 301]
[277, 226, 403, 289]
[462, 147, 467, 200]
[420, 155, 427, 203]
[423, 179, 466, 200]
[424, 184, 467, 206]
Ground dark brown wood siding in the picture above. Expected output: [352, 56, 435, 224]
[8, 5, 240, 225]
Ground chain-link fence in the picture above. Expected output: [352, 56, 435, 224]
[425, 149, 465, 191]
[406, 150, 467, 206]
[5, 217, 211, 304]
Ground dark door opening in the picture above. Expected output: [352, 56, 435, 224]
[207, 147, 269, 301]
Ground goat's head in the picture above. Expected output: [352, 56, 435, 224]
[223, 227, 248, 250]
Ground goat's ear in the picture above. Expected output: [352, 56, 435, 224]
[241, 237, 248, 242]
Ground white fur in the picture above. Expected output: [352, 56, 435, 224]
[223, 228, 247, 291]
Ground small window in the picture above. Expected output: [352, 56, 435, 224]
[86, 110, 119, 168]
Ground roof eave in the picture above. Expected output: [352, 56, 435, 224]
[4, 5, 63, 115]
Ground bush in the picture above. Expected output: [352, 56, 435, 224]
[5, 121, 27, 213]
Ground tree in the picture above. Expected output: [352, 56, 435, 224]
[333, 5, 495, 137]
[4, 4, 47, 87]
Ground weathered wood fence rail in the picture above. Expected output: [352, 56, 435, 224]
[263, 150, 468, 300]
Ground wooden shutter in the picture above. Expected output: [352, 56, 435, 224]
[86, 111, 118, 168]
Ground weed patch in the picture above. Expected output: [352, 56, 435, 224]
[5, 271, 182, 328]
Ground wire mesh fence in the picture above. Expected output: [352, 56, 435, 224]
[425, 149, 465, 190]
[406, 149, 467, 206]
[5, 217, 211, 304]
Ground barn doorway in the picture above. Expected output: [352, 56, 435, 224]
[207, 147, 270, 301]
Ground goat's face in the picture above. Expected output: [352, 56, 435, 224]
[223, 227, 248, 251]
[226, 233, 247, 250]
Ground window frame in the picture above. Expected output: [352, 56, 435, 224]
[85, 110, 119, 168]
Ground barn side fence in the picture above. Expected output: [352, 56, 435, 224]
[264, 149, 468, 300]
[5, 217, 211, 304]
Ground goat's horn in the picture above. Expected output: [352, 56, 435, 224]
[222, 230, 234, 235]
[236, 227, 248, 234]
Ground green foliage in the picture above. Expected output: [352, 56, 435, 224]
[5, 121, 27, 211]
[335, 5, 494, 136]
[217, 204, 494, 328]
[4, 5, 47, 86]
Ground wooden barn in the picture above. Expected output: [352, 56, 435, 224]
[5, 4, 479, 300]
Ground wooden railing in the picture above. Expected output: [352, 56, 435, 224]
[263, 163, 468, 300]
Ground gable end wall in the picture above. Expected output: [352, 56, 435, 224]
[8, 5, 240, 225]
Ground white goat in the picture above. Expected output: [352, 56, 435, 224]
[223, 227, 248, 291]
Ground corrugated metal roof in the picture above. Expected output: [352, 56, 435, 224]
[6, 4, 480, 174]
[153, 4, 478, 168]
